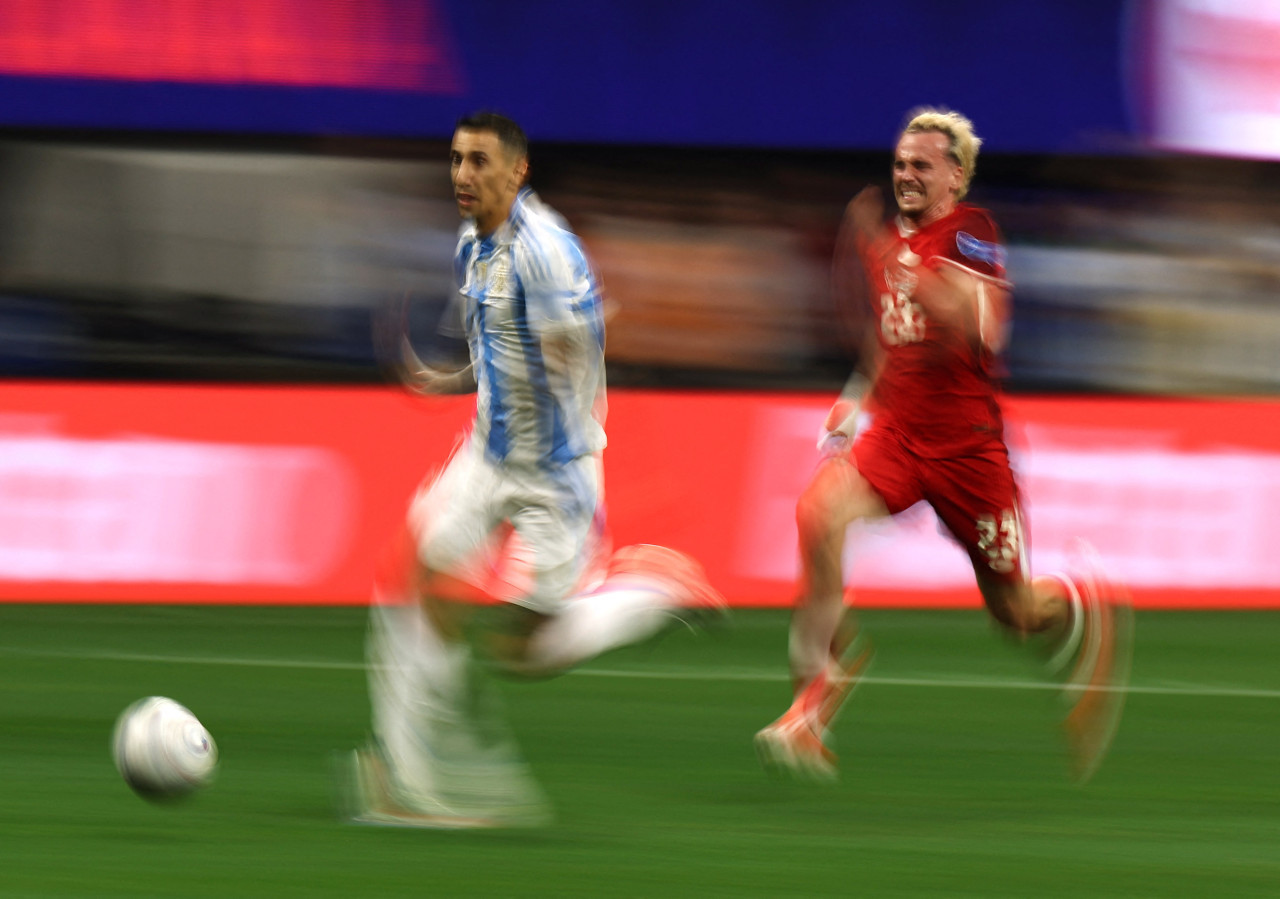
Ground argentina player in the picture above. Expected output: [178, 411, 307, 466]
[352, 113, 724, 828]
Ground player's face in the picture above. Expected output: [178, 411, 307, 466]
[892, 130, 964, 226]
[450, 128, 527, 236]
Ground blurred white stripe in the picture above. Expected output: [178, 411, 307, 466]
[1, 644, 1277, 699]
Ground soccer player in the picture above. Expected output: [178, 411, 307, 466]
[754, 108, 1132, 784]
[350, 112, 724, 827]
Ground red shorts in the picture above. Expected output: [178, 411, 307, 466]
[851, 425, 1027, 584]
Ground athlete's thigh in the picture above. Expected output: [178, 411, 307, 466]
[848, 424, 924, 518]
[799, 458, 891, 538]
[411, 440, 503, 576]
[924, 444, 1027, 587]
[796, 425, 908, 547]
[502, 455, 600, 615]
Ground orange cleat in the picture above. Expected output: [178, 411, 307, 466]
[1056, 541, 1134, 784]
[607, 544, 728, 630]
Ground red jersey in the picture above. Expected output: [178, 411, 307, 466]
[859, 203, 1011, 458]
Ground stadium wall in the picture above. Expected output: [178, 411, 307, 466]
[0, 383, 1274, 609]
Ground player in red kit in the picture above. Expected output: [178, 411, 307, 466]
[755, 108, 1132, 784]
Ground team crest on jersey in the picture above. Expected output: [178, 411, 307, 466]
[489, 260, 512, 295]
[956, 231, 1006, 268]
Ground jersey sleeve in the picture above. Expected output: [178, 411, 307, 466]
[932, 207, 1010, 285]
[515, 230, 603, 341]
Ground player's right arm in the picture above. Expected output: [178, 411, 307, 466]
[818, 375, 866, 460]
[839, 186, 893, 272]
[824, 188, 888, 460]
[398, 336, 476, 395]
[818, 334, 884, 460]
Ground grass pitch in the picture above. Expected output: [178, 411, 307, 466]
[0, 604, 1277, 898]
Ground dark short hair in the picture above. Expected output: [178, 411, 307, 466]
[455, 111, 528, 160]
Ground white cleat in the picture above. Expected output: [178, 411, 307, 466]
[339, 747, 543, 830]
[754, 709, 838, 782]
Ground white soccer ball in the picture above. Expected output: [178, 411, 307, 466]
[111, 696, 218, 800]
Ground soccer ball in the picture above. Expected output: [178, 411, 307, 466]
[111, 696, 218, 800]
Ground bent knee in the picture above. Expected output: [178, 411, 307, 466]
[796, 482, 840, 544]
[796, 462, 884, 541]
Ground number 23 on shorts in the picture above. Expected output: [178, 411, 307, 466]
[976, 508, 1021, 574]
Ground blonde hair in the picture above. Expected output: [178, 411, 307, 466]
[902, 108, 981, 200]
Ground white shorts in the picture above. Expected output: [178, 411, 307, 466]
[408, 436, 602, 615]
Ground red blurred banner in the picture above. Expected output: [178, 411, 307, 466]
[0, 0, 463, 91]
[1140, 0, 1280, 160]
[0, 382, 1276, 608]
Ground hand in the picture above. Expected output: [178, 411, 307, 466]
[818, 431, 852, 461]
[398, 336, 446, 395]
[845, 186, 886, 245]
[398, 336, 476, 396]
[817, 396, 860, 460]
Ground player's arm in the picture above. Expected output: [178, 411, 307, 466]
[912, 211, 1012, 352]
[818, 374, 867, 460]
[377, 288, 477, 396]
[398, 336, 476, 395]
[838, 186, 892, 270]
[910, 263, 1010, 353]
[539, 324, 593, 378]
[520, 236, 604, 382]
[823, 189, 887, 459]
[818, 336, 883, 459]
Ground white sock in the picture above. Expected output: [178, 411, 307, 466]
[1044, 573, 1085, 674]
[368, 593, 547, 817]
[524, 586, 673, 673]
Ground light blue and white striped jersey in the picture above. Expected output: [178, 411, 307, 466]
[454, 187, 607, 470]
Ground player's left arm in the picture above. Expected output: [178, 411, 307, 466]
[398, 337, 477, 395]
[539, 321, 594, 377]
[913, 213, 1012, 352]
[914, 263, 1010, 353]
[381, 293, 476, 395]
[518, 237, 605, 379]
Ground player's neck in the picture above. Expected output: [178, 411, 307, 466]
[475, 214, 504, 239]
[901, 200, 957, 231]
[475, 197, 517, 239]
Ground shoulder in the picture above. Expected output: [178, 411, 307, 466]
[945, 205, 1003, 246]
[931, 205, 1008, 281]
[511, 194, 589, 284]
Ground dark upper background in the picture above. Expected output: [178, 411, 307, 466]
[0, 1, 1135, 151]
[0, 0, 1276, 394]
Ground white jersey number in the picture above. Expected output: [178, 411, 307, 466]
[976, 509, 1021, 574]
[879, 287, 926, 346]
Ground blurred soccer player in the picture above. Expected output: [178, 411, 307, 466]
[350, 112, 723, 828]
[754, 109, 1132, 783]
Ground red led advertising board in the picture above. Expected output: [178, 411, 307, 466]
[0, 382, 1274, 608]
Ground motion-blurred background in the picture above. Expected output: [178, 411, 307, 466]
[2, 0, 1278, 392]
[3, 5, 1280, 897]
[0, 0, 1276, 607]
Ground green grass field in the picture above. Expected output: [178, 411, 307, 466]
[1, 604, 1277, 898]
